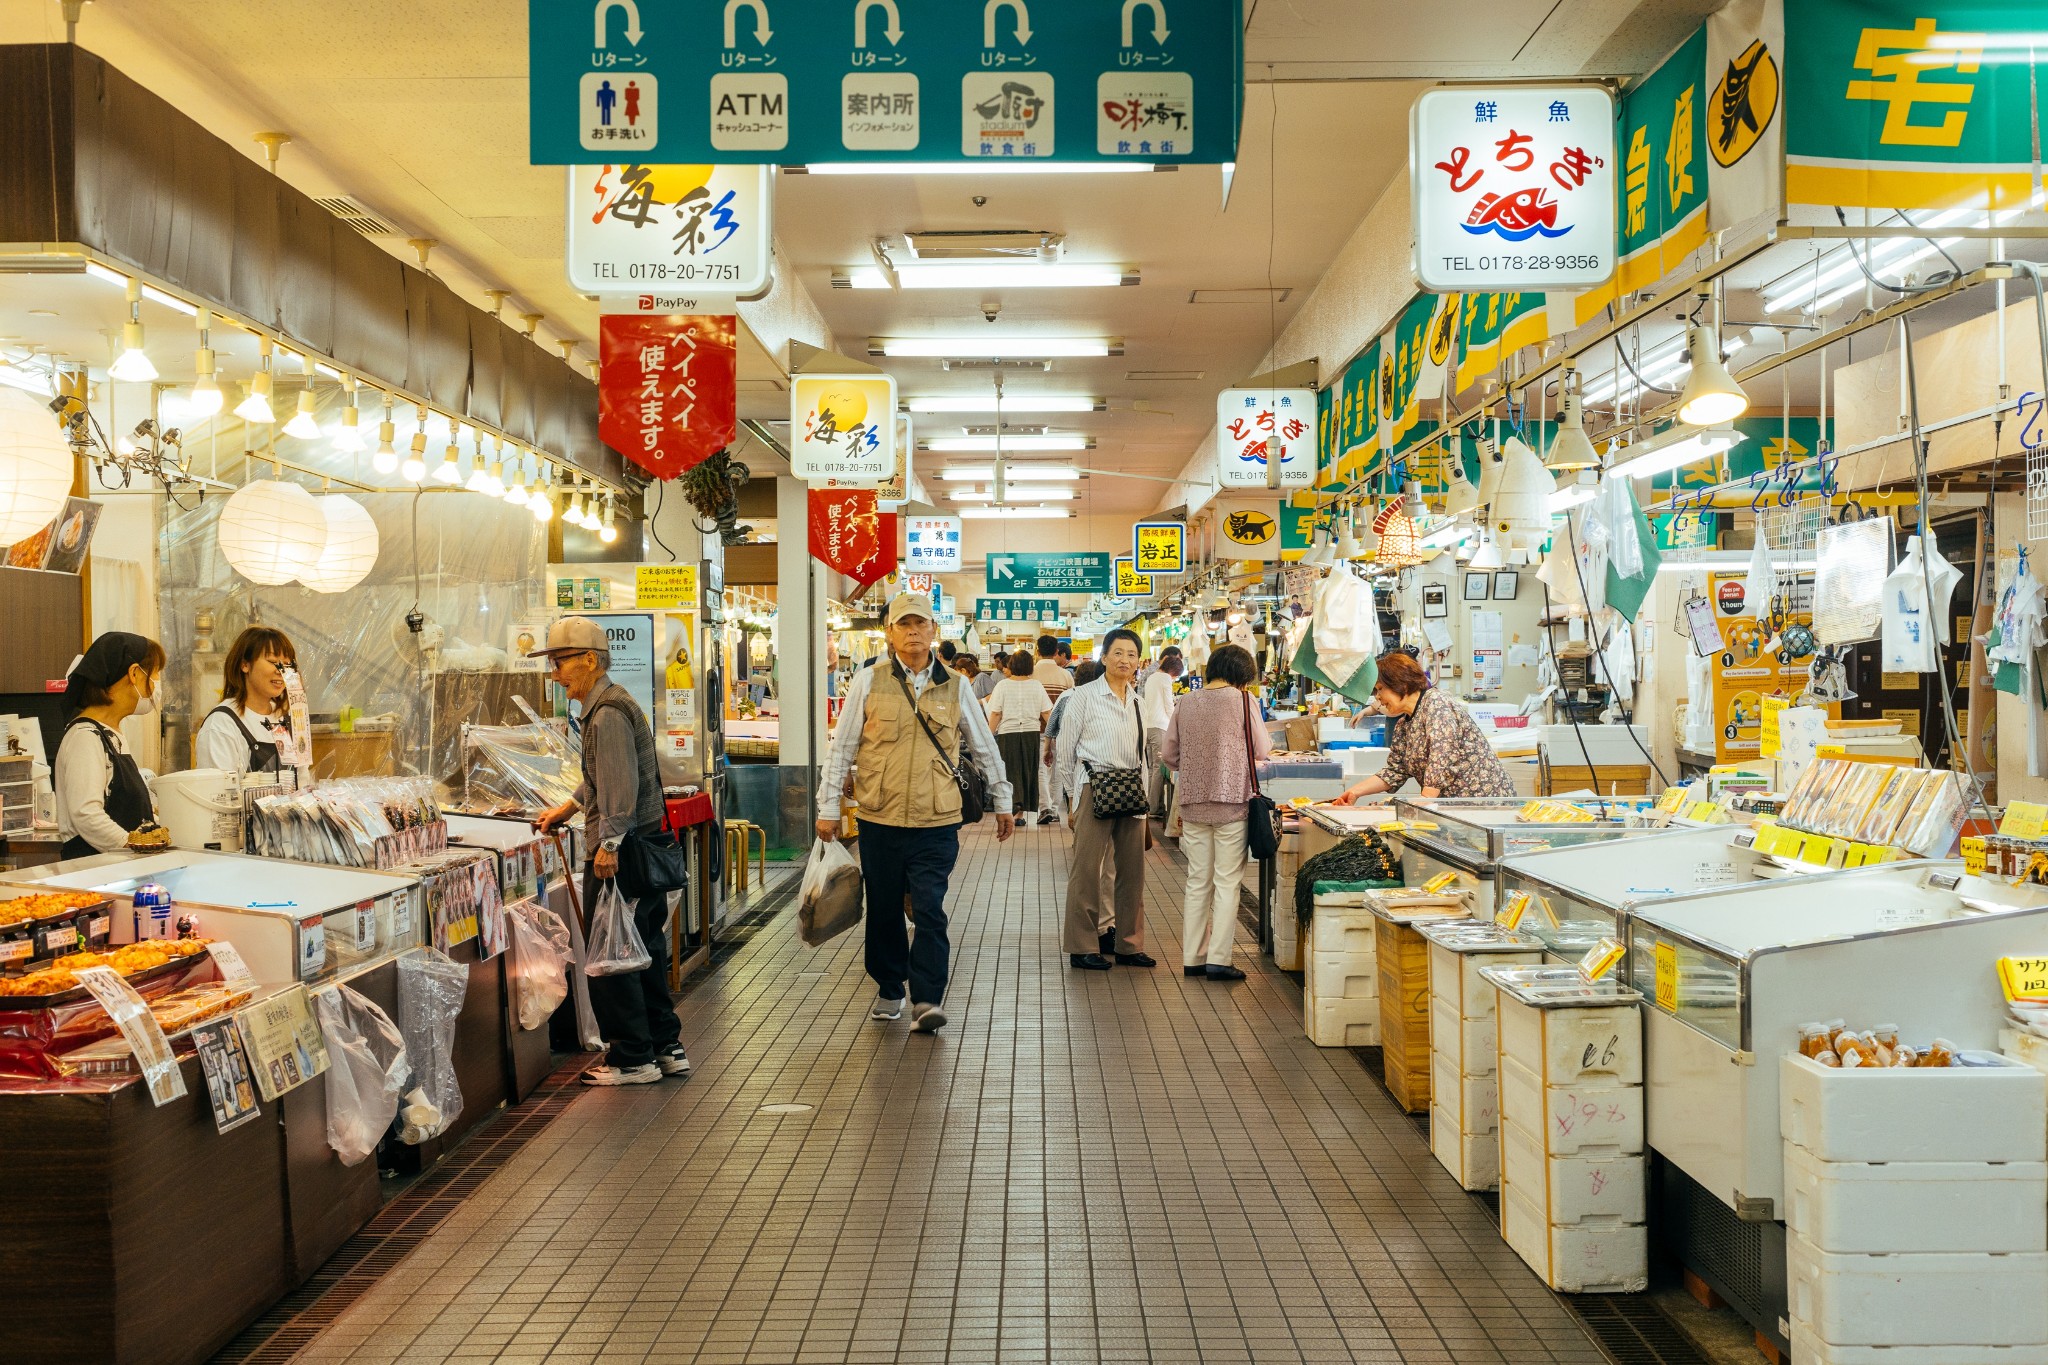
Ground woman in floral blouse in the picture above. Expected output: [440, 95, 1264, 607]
[1330, 649, 1517, 802]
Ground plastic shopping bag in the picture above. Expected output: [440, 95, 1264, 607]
[798, 838, 864, 947]
[1312, 566, 1380, 686]
[395, 949, 467, 1144]
[584, 881, 653, 976]
[505, 900, 572, 1031]
[314, 983, 409, 1166]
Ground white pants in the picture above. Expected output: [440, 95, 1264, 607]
[1180, 818, 1247, 967]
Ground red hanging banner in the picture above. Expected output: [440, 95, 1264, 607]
[807, 489, 897, 591]
[597, 313, 737, 480]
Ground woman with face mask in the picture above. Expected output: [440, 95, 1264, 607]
[196, 626, 299, 775]
[56, 631, 168, 858]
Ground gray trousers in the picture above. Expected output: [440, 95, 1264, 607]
[1063, 783, 1146, 954]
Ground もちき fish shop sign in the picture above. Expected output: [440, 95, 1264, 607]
[528, 0, 1244, 166]
[1410, 85, 1616, 293]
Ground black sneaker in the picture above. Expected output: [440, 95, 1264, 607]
[657, 1045, 692, 1077]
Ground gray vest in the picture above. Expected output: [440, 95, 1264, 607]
[580, 681, 666, 835]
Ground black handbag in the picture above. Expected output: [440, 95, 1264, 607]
[899, 672, 988, 824]
[616, 825, 689, 899]
[1241, 692, 1280, 861]
[1085, 690, 1149, 820]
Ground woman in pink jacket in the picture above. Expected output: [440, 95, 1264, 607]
[1162, 644, 1269, 981]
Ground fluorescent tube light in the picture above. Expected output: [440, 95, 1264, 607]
[140, 285, 198, 316]
[84, 262, 127, 288]
[872, 337, 1117, 358]
[1613, 426, 1746, 482]
[959, 506, 1071, 520]
[948, 488, 1075, 501]
[923, 434, 1088, 452]
[1549, 474, 1598, 511]
[803, 162, 1155, 175]
[938, 466, 1079, 482]
[1656, 550, 1815, 575]
[843, 264, 1133, 290]
[1420, 519, 1472, 549]
[907, 395, 1100, 414]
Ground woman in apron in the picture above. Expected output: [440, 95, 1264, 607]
[55, 632, 167, 859]
[195, 626, 298, 775]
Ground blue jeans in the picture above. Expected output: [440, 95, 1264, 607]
[857, 820, 960, 1005]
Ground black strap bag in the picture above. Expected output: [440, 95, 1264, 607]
[1085, 690, 1149, 821]
[899, 673, 987, 825]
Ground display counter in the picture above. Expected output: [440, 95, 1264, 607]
[1386, 796, 1659, 914]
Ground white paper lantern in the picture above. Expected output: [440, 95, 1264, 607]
[298, 495, 380, 593]
[0, 389, 77, 544]
[219, 479, 328, 585]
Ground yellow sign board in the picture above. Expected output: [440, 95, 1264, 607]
[635, 563, 700, 611]
[1653, 941, 1679, 1012]
[1422, 871, 1457, 894]
[1759, 696, 1786, 758]
[1114, 557, 1152, 597]
[1999, 956, 2048, 1003]
[1133, 521, 1185, 575]
[2001, 802, 2048, 839]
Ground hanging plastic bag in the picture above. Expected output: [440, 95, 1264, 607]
[584, 881, 653, 976]
[395, 949, 467, 1143]
[1748, 526, 1780, 622]
[505, 900, 573, 1031]
[798, 838, 864, 947]
[1313, 566, 1379, 685]
[315, 983, 409, 1166]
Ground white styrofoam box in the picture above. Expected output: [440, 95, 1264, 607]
[1431, 1046, 1499, 1134]
[1312, 890, 1369, 908]
[1309, 949, 1378, 1002]
[1308, 995, 1378, 1048]
[1501, 1119, 1646, 1225]
[1429, 942, 1542, 1018]
[1781, 1053, 2048, 1165]
[1272, 910, 1301, 972]
[1499, 1181, 1649, 1293]
[1431, 1102, 1500, 1190]
[1497, 995, 1643, 1086]
[1790, 1322, 2048, 1365]
[1311, 905, 1376, 954]
[1430, 992, 1497, 1074]
[1498, 1055, 1645, 1157]
[1783, 1142, 2048, 1254]
[1786, 1232, 2048, 1348]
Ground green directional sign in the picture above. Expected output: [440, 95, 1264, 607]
[985, 551, 1111, 593]
[528, 0, 1244, 166]
[975, 597, 1061, 623]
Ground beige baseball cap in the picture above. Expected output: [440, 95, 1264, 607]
[527, 616, 609, 657]
[884, 592, 936, 625]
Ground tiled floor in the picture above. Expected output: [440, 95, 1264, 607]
[294, 826, 1607, 1365]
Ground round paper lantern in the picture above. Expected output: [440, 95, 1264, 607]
[0, 388, 77, 544]
[298, 494, 380, 593]
[219, 479, 328, 585]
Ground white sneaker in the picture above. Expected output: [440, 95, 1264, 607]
[657, 1047, 692, 1077]
[870, 995, 905, 1021]
[911, 1002, 948, 1033]
[582, 1063, 661, 1086]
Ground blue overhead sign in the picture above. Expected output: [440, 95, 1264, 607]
[529, 0, 1244, 166]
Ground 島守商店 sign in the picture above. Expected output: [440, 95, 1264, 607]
[527, 0, 1245, 166]
[1410, 85, 1616, 292]
[904, 515, 961, 573]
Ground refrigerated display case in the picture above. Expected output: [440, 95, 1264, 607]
[1387, 796, 1661, 915]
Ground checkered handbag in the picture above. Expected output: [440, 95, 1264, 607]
[1084, 692, 1148, 820]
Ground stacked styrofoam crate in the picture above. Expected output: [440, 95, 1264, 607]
[1273, 885, 1301, 972]
[1780, 1052, 2048, 1364]
[1492, 971, 1648, 1293]
[1425, 935, 1544, 1191]
[1302, 888, 1377, 1047]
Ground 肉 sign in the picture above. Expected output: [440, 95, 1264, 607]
[1410, 85, 1617, 293]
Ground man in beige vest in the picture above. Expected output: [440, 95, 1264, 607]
[817, 592, 1014, 1032]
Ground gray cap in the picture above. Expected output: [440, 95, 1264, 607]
[528, 616, 609, 657]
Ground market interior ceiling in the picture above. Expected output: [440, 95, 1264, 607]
[0, 0, 1719, 534]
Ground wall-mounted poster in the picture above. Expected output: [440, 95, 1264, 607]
[1422, 583, 1449, 619]
[1462, 571, 1490, 602]
[1491, 570, 1520, 601]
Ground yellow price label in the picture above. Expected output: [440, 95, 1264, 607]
[1653, 941, 1679, 1011]
[1759, 696, 1786, 758]
[1422, 871, 1458, 893]
[1496, 890, 1531, 930]
[1816, 744, 1846, 759]
[1656, 787, 1689, 813]
[1962, 836, 1987, 876]
[1999, 956, 2048, 1003]
[2001, 802, 2048, 839]
[1578, 936, 1626, 983]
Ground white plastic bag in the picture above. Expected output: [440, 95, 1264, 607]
[1313, 566, 1380, 685]
[798, 838, 864, 947]
[315, 983, 408, 1166]
[395, 949, 467, 1144]
[505, 900, 572, 1030]
[584, 881, 652, 976]
[1748, 526, 1780, 621]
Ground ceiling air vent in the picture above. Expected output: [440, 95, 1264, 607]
[963, 423, 1048, 435]
[941, 358, 1052, 371]
[1126, 370, 1204, 381]
[902, 229, 1060, 261]
[1189, 287, 1291, 304]
[314, 196, 399, 238]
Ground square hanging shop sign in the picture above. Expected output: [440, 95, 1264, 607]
[905, 514, 962, 573]
[599, 313, 738, 480]
[792, 373, 898, 482]
[567, 164, 772, 297]
[1115, 557, 1152, 596]
[1133, 521, 1185, 575]
[1410, 85, 1617, 293]
[1210, 495, 1282, 561]
[1216, 388, 1315, 487]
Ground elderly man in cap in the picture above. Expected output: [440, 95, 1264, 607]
[533, 617, 689, 1086]
[818, 592, 1013, 1032]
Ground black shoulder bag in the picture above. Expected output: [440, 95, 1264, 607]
[898, 672, 987, 825]
[1084, 690, 1149, 820]
[1241, 691, 1281, 860]
[584, 697, 690, 898]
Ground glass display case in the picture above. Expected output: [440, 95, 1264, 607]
[1387, 796, 1660, 915]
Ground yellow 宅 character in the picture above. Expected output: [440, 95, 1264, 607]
[1845, 18, 1983, 149]
[1666, 85, 1696, 211]
[1625, 125, 1651, 237]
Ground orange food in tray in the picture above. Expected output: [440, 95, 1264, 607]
[0, 891, 109, 928]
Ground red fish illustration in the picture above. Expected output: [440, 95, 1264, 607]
[1462, 187, 1570, 241]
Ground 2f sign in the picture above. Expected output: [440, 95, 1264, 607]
[1410, 85, 1616, 292]
[1216, 389, 1314, 487]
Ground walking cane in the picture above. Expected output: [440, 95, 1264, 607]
[548, 829, 604, 1052]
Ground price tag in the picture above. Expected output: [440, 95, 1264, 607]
[1656, 787, 1688, 813]
[2000, 956, 2048, 1002]
[1422, 871, 1458, 894]
[0, 938, 31, 965]
[1534, 893, 1560, 929]
[36, 923, 77, 955]
[1495, 890, 1531, 930]
[352, 899, 378, 953]
[207, 941, 256, 990]
[1653, 941, 1679, 1011]
[73, 965, 187, 1106]
[1577, 936, 1625, 983]
[2002, 802, 2048, 839]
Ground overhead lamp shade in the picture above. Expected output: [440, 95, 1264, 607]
[298, 495, 380, 593]
[1469, 534, 1504, 570]
[1443, 453, 1479, 516]
[218, 479, 328, 585]
[1546, 390, 1601, 471]
[1678, 324, 1749, 426]
[1371, 502, 1424, 568]
[1475, 436, 1507, 509]
[1489, 435, 1554, 551]
[0, 389, 78, 544]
